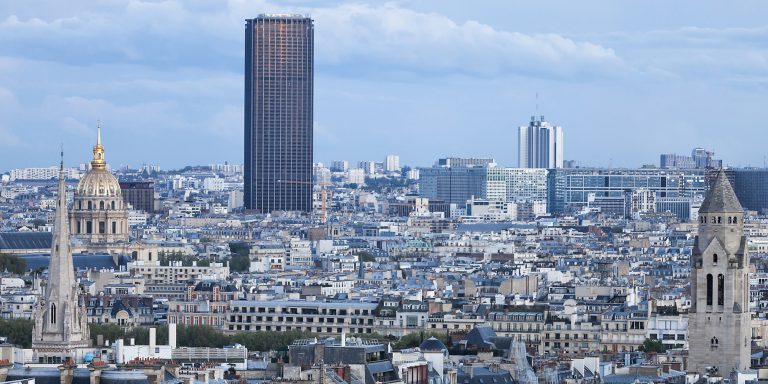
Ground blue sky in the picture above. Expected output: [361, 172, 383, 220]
[1, 1, 767, 170]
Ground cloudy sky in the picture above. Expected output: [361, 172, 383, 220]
[1, 0, 767, 170]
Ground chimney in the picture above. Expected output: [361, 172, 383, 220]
[149, 328, 156, 356]
[59, 364, 74, 384]
[169, 323, 177, 349]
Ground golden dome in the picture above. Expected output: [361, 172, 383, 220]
[76, 125, 122, 198]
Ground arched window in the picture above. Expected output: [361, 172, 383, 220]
[711, 216, 716, 224]
[713, 254, 718, 264]
[99, 201, 104, 210]
[706, 274, 713, 306]
[718, 274, 725, 306]
[717, 216, 722, 224]
[728, 217, 733, 224]
[50, 303, 56, 324]
[733, 217, 738, 224]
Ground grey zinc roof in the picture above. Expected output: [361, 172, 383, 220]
[700, 169, 743, 213]
[0, 232, 52, 250]
[21, 253, 118, 271]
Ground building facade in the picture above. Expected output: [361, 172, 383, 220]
[419, 164, 548, 207]
[119, 182, 155, 213]
[733, 169, 768, 214]
[244, 14, 314, 213]
[547, 168, 707, 214]
[688, 170, 751, 374]
[225, 300, 377, 335]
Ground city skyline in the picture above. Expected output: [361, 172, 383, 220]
[1, 1, 768, 169]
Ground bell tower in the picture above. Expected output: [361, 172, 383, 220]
[688, 169, 750, 375]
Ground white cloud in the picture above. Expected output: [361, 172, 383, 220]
[312, 3, 625, 78]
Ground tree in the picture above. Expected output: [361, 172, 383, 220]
[639, 338, 665, 353]
[0, 318, 34, 348]
[89, 323, 125, 345]
[356, 251, 375, 262]
[0, 254, 27, 274]
[228, 242, 251, 272]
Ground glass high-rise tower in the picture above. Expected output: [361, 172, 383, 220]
[518, 115, 564, 169]
[245, 14, 314, 212]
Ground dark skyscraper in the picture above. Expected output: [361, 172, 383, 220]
[245, 14, 314, 213]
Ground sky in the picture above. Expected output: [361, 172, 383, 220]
[1, 0, 768, 170]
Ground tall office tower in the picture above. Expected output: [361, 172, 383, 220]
[385, 155, 400, 172]
[244, 14, 314, 212]
[688, 169, 750, 374]
[518, 115, 564, 169]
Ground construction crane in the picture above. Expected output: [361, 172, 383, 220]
[276, 179, 330, 223]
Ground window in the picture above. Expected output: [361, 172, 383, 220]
[706, 274, 713, 306]
[112, 222, 117, 234]
[718, 274, 725, 306]
[713, 254, 718, 264]
[100, 201, 104, 210]
[50, 303, 56, 324]
[111, 201, 116, 210]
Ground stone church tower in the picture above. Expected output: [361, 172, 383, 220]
[32, 155, 90, 364]
[688, 169, 751, 374]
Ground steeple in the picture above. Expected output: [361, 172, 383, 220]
[32, 151, 90, 363]
[700, 169, 742, 213]
[91, 123, 106, 170]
